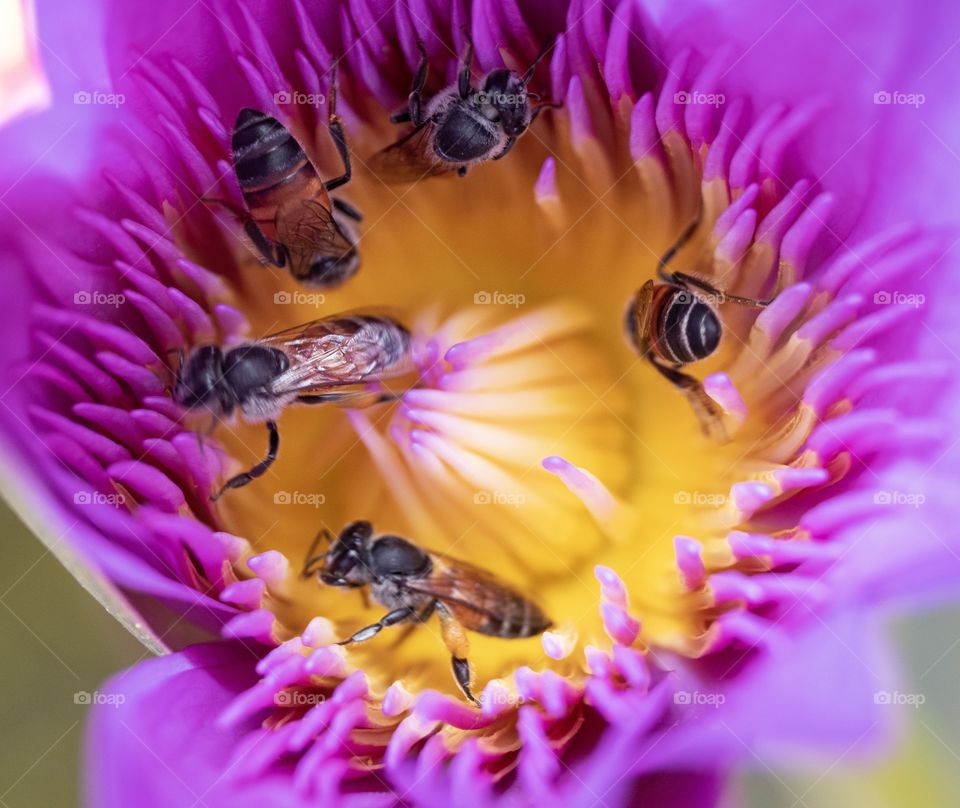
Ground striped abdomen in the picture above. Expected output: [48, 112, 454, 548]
[231, 109, 320, 237]
[472, 594, 552, 639]
[652, 284, 721, 365]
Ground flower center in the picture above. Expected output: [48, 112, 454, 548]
[209, 101, 815, 696]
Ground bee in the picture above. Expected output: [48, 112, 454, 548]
[172, 314, 413, 500]
[225, 66, 362, 287]
[625, 201, 778, 441]
[369, 33, 559, 183]
[302, 520, 553, 705]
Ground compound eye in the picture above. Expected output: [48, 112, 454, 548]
[482, 106, 501, 122]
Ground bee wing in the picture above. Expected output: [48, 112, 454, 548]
[367, 122, 455, 184]
[257, 314, 413, 394]
[404, 555, 532, 629]
[276, 197, 354, 259]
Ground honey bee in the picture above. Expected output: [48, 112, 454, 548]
[172, 314, 413, 500]
[369, 33, 559, 183]
[302, 520, 553, 705]
[625, 201, 778, 441]
[225, 66, 362, 287]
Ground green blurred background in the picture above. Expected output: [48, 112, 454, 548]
[1, 499, 958, 806]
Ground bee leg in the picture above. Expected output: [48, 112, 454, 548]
[211, 420, 280, 501]
[648, 357, 729, 443]
[657, 203, 704, 284]
[243, 218, 286, 267]
[457, 166, 468, 178]
[301, 528, 335, 579]
[387, 601, 435, 649]
[673, 272, 772, 308]
[436, 602, 479, 706]
[457, 31, 474, 99]
[401, 40, 430, 127]
[332, 197, 363, 222]
[337, 606, 416, 645]
[324, 120, 352, 192]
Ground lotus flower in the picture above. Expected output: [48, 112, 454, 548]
[2, 0, 959, 805]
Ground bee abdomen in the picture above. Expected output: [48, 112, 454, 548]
[490, 598, 552, 639]
[657, 287, 721, 365]
[232, 109, 307, 191]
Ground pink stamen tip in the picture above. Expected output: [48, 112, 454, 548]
[301, 617, 337, 647]
[703, 373, 747, 421]
[543, 456, 617, 523]
[219, 578, 266, 610]
[382, 681, 415, 717]
[731, 481, 775, 515]
[247, 550, 289, 589]
[594, 564, 628, 606]
[674, 536, 706, 590]
[535, 157, 558, 202]
[600, 602, 641, 646]
[222, 609, 275, 643]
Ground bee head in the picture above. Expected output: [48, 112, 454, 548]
[320, 520, 376, 587]
[172, 346, 226, 412]
[306, 246, 360, 288]
[479, 69, 531, 137]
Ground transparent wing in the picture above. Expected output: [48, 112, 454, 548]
[367, 123, 457, 184]
[276, 197, 353, 257]
[405, 556, 521, 621]
[258, 314, 413, 394]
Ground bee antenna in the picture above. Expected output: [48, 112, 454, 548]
[522, 35, 554, 85]
[302, 527, 334, 579]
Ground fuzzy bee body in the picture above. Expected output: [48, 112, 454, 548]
[304, 521, 552, 705]
[626, 203, 776, 441]
[370, 35, 558, 183]
[226, 79, 361, 289]
[172, 314, 412, 499]
[641, 283, 722, 365]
